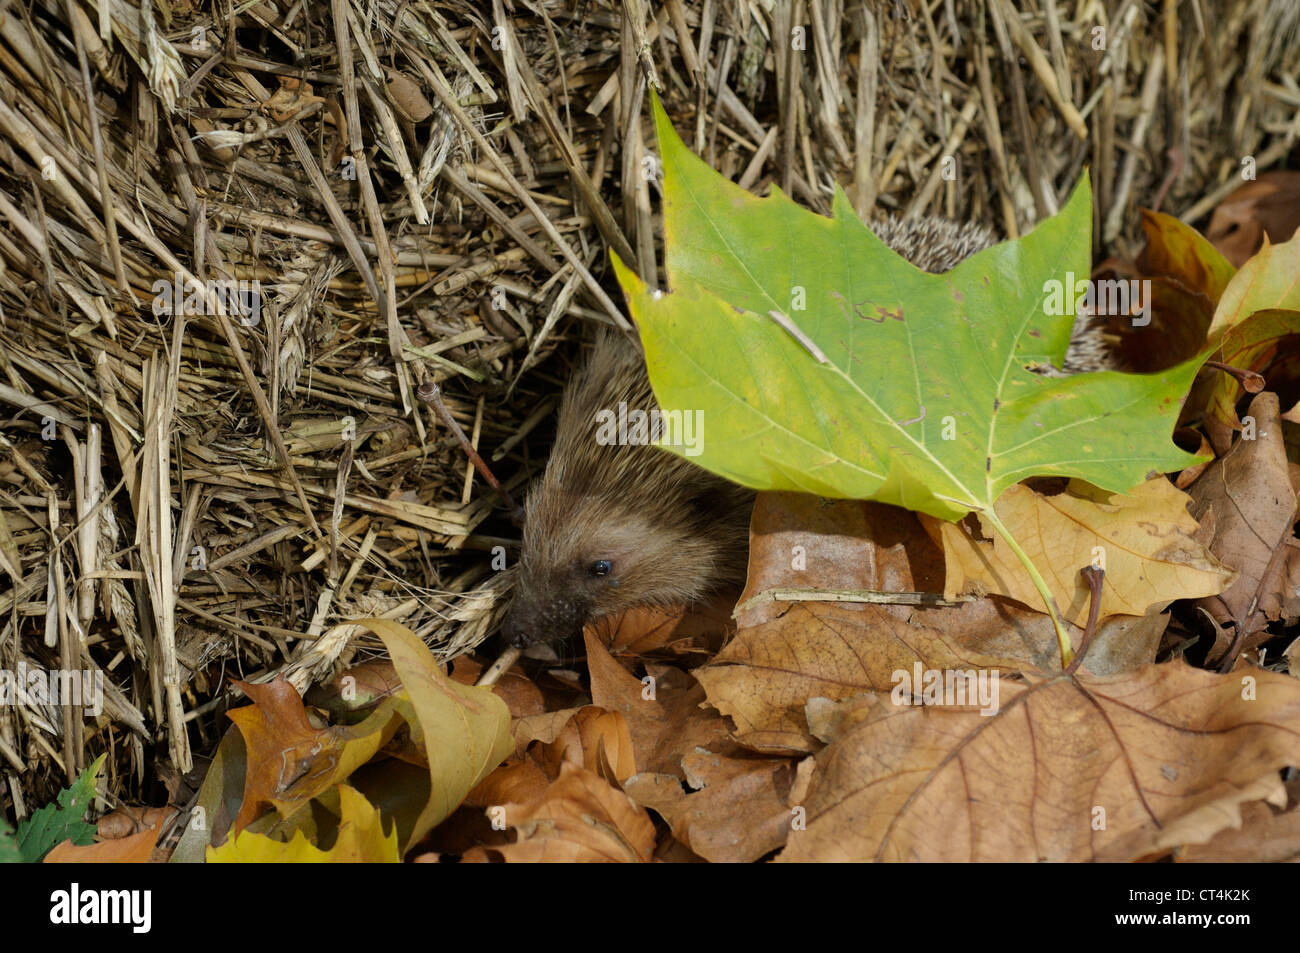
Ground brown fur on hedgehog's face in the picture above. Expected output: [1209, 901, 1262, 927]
[501, 485, 727, 649]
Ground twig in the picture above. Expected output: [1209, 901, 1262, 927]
[418, 379, 525, 524]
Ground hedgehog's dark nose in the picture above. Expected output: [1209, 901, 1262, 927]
[501, 611, 533, 649]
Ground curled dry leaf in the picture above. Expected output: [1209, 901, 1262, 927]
[1138, 208, 1238, 304]
[1189, 392, 1298, 656]
[466, 758, 552, 809]
[450, 655, 546, 718]
[225, 677, 401, 834]
[360, 618, 514, 852]
[1173, 427, 1216, 489]
[779, 661, 1300, 862]
[930, 478, 1234, 626]
[383, 68, 435, 123]
[463, 762, 656, 863]
[1206, 170, 1300, 267]
[1175, 786, 1300, 863]
[584, 630, 738, 777]
[532, 705, 638, 784]
[1092, 212, 1231, 375]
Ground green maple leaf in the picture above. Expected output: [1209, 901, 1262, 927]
[612, 91, 1210, 665]
[614, 93, 1204, 523]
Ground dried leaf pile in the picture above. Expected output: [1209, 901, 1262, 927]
[2, 0, 1300, 842]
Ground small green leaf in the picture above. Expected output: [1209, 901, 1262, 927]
[15, 754, 105, 862]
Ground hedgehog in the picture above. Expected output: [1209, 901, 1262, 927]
[500, 328, 755, 649]
[500, 214, 1104, 648]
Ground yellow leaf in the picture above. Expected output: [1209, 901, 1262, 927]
[207, 785, 399, 863]
[354, 618, 513, 853]
[931, 478, 1235, 625]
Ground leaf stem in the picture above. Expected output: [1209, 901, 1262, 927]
[979, 507, 1075, 668]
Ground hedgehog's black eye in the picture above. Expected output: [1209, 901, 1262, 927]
[589, 559, 612, 577]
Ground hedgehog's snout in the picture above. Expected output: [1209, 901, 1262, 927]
[501, 611, 536, 649]
[501, 588, 590, 648]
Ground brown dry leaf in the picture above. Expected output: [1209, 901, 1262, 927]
[1263, 538, 1300, 625]
[700, 491, 1179, 755]
[703, 497, 1006, 754]
[1263, 464, 1300, 625]
[1089, 211, 1231, 375]
[1176, 780, 1300, 862]
[512, 707, 584, 754]
[738, 493, 946, 628]
[260, 77, 326, 123]
[225, 677, 403, 834]
[1207, 170, 1300, 267]
[624, 749, 796, 862]
[383, 68, 434, 123]
[1190, 392, 1298, 656]
[937, 596, 1167, 675]
[45, 807, 177, 863]
[696, 603, 1021, 753]
[736, 492, 1161, 675]
[466, 758, 552, 809]
[930, 478, 1234, 626]
[450, 655, 545, 718]
[1286, 635, 1300, 677]
[463, 762, 656, 863]
[584, 630, 737, 777]
[1173, 428, 1216, 489]
[533, 705, 638, 784]
[588, 595, 735, 659]
[779, 661, 1300, 861]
